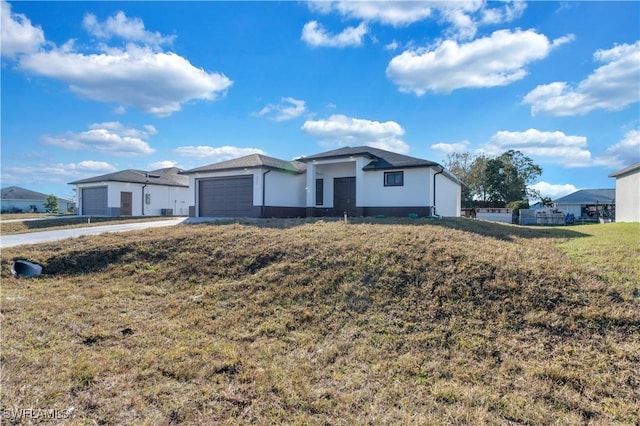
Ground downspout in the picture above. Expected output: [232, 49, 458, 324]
[142, 173, 149, 216]
[433, 166, 444, 216]
[262, 169, 271, 218]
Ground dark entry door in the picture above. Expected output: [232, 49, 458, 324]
[120, 191, 132, 216]
[334, 177, 357, 216]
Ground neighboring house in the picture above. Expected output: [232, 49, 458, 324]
[609, 162, 640, 222]
[181, 146, 462, 218]
[1, 186, 74, 213]
[69, 168, 189, 216]
[553, 189, 616, 221]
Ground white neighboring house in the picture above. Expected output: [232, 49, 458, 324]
[69, 168, 189, 216]
[181, 146, 462, 218]
[609, 162, 640, 222]
[1, 186, 75, 213]
[553, 189, 615, 221]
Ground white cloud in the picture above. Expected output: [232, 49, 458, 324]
[430, 140, 470, 154]
[482, 129, 592, 167]
[1, 0, 45, 58]
[83, 11, 175, 47]
[301, 21, 368, 48]
[173, 145, 266, 161]
[148, 160, 180, 170]
[19, 44, 232, 117]
[307, 1, 526, 39]
[530, 181, 578, 201]
[594, 129, 640, 168]
[74, 160, 117, 172]
[523, 41, 640, 116]
[41, 122, 156, 157]
[1, 161, 117, 186]
[301, 114, 409, 153]
[253, 97, 307, 121]
[308, 1, 434, 27]
[387, 29, 570, 95]
[8, 8, 231, 116]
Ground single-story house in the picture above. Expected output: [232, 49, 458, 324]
[609, 162, 640, 222]
[1, 186, 75, 213]
[181, 146, 462, 218]
[69, 167, 189, 216]
[553, 189, 615, 221]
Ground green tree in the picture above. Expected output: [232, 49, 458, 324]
[443, 152, 490, 207]
[44, 194, 59, 214]
[485, 150, 542, 205]
[540, 196, 554, 207]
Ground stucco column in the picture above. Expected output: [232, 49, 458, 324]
[305, 162, 316, 207]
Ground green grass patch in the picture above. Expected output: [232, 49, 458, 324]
[555, 222, 639, 295]
[1, 219, 638, 424]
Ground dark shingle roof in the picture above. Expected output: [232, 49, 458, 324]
[181, 154, 306, 174]
[554, 189, 615, 204]
[1, 186, 72, 202]
[298, 146, 440, 169]
[68, 168, 188, 187]
[2, 186, 49, 201]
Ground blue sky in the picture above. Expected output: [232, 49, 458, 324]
[2, 1, 639, 202]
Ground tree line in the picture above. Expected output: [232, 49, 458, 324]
[444, 150, 543, 209]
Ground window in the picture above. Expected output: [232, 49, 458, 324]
[384, 171, 404, 187]
[315, 178, 324, 205]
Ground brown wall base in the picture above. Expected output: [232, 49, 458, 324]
[195, 205, 433, 219]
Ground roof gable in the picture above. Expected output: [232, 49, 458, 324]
[181, 154, 306, 174]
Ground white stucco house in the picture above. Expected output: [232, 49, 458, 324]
[181, 146, 462, 218]
[553, 189, 615, 221]
[609, 162, 640, 222]
[1, 186, 75, 213]
[69, 168, 189, 216]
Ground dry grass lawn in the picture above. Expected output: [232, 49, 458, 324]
[1, 218, 638, 424]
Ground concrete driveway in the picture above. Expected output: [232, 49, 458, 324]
[1, 218, 186, 248]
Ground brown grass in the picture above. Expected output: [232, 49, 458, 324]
[1, 219, 638, 424]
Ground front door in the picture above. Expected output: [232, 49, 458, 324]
[120, 191, 132, 216]
[334, 177, 357, 216]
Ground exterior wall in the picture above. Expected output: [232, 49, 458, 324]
[144, 184, 190, 216]
[75, 182, 188, 216]
[264, 169, 306, 207]
[434, 172, 461, 217]
[555, 203, 584, 218]
[615, 170, 640, 222]
[361, 169, 430, 207]
[1, 199, 46, 213]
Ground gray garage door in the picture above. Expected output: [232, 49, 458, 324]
[198, 176, 254, 217]
[82, 186, 108, 216]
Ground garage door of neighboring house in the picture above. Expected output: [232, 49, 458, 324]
[199, 176, 254, 217]
[82, 186, 108, 216]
